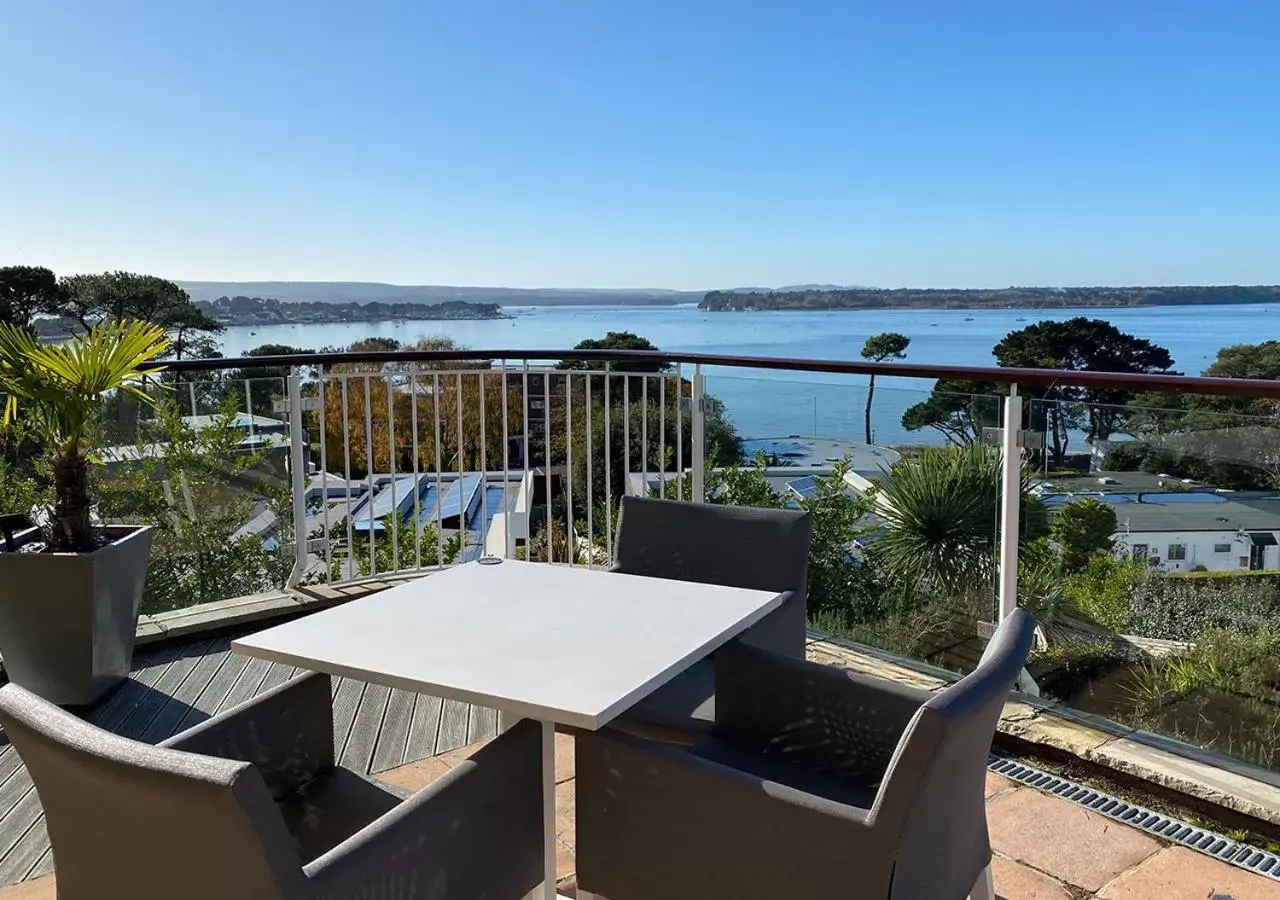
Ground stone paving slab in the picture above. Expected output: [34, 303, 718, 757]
[1096, 846, 1280, 899]
[0, 877, 52, 899]
[990, 856, 1074, 900]
[986, 786, 1163, 892]
[986, 771, 1018, 800]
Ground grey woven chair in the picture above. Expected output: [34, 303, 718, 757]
[610, 496, 812, 742]
[576, 608, 1037, 900]
[0, 671, 543, 900]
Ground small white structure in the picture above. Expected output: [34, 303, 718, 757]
[1112, 499, 1280, 573]
[1038, 471, 1280, 573]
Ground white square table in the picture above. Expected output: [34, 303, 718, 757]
[231, 558, 784, 900]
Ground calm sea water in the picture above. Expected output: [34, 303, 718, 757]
[217, 303, 1277, 446]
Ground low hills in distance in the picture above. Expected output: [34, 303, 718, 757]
[701, 285, 1280, 311]
[179, 281, 1280, 313]
[178, 281, 701, 307]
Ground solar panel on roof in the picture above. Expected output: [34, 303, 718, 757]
[787, 475, 821, 499]
[351, 475, 422, 531]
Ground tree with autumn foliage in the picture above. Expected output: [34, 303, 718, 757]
[315, 336, 524, 479]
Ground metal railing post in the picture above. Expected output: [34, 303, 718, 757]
[286, 369, 309, 588]
[997, 384, 1021, 621]
[691, 365, 706, 503]
[997, 383, 1040, 696]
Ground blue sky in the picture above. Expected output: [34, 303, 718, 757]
[2, 1, 1277, 289]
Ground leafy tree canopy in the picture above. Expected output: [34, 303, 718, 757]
[0, 266, 65, 329]
[900, 379, 1001, 445]
[1183, 340, 1280, 419]
[860, 332, 911, 443]
[1050, 498, 1118, 572]
[346, 336, 402, 353]
[57, 271, 223, 358]
[860, 332, 910, 362]
[557, 331, 670, 372]
[246, 343, 314, 358]
[993, 317, 1175, 465]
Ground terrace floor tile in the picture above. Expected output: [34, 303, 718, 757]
[1096, 846, 1280, 899]
[990, 856, 1075, 900]
[987, 785, 1162, 892]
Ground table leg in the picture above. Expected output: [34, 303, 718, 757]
[540, 718, 557, 900]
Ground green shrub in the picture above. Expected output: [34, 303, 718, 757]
[1102, 441, 1149, 471]
[1061, 554, 1146, 632]
[1172, 568, 1280, 581]
[1124, 628, 1280, 769]
[1050, 498, 1117, 572]
[1017, 538, 1068, 625]
[1128, 576, 1280, 641]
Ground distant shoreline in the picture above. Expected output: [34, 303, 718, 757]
[699, 285, 1280, 312]
[700, 299, 1279, 313]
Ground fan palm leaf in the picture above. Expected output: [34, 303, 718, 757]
[0, 321, 170, 550]
[874, 443, 1047, 596]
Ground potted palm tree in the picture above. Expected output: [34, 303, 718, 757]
[0, 320, 170, 705]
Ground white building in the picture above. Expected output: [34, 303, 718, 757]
[1112, 498, 1280, 573]
[1039, 471, 1280, 573]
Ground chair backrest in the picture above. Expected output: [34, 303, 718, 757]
[613, 497, 812, 654]
[874, 609, 1036, 900]
[0, 684, 307, 900]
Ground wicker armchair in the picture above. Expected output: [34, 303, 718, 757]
[576, 609, 1037, 900]
[610, 496, 812, 743]
[0, 671, 544, 899]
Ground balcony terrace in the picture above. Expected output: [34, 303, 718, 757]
[2, 347, 1280, 898]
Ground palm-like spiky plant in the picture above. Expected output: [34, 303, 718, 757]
[0, 321, 170, 551]
[873, 442, 1048, 597]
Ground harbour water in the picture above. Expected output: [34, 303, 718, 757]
[216, 303, 1276, 446]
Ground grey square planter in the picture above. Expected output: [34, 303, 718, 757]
[0, 525, 154, 706]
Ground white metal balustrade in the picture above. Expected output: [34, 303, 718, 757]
[268, 357, 1031, 642]
[279, 362, 702, 587]
[146, 342, 1280, 646]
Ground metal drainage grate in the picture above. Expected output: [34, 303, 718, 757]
[988, 756, 1280, 881]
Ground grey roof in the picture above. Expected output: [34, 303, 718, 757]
[741, 437, 900, 471]
[1115, 497, 1280, 534]
[1037, 470, 1208, 495]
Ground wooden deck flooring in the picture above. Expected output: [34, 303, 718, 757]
[0, 633, 496, 887]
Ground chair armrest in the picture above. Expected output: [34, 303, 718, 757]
[576, 728, 886, 899]
[160, 671, 335, 799]
[303, 718, 544, 900]
[714, 640, 930, 782]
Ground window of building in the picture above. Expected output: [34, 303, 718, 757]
[1214, 543, 1232, 553]
[1168, 544, 1187, 561]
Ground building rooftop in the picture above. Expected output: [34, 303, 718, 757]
[741, 437, 900, 470]
[1036, 470, 1212, 495]
[1113, 496, 1280, 533]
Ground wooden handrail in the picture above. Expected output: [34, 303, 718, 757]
[151, 348, 1280, 400]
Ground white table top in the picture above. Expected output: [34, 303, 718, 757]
[232, 559, 783, 730]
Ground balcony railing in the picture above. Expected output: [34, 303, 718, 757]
[59, 346, 1280, 778]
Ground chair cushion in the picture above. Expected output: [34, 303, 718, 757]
[691, 736, 878, 812]
[277, 766, 403, 863]
[613, 659, 715, 744]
